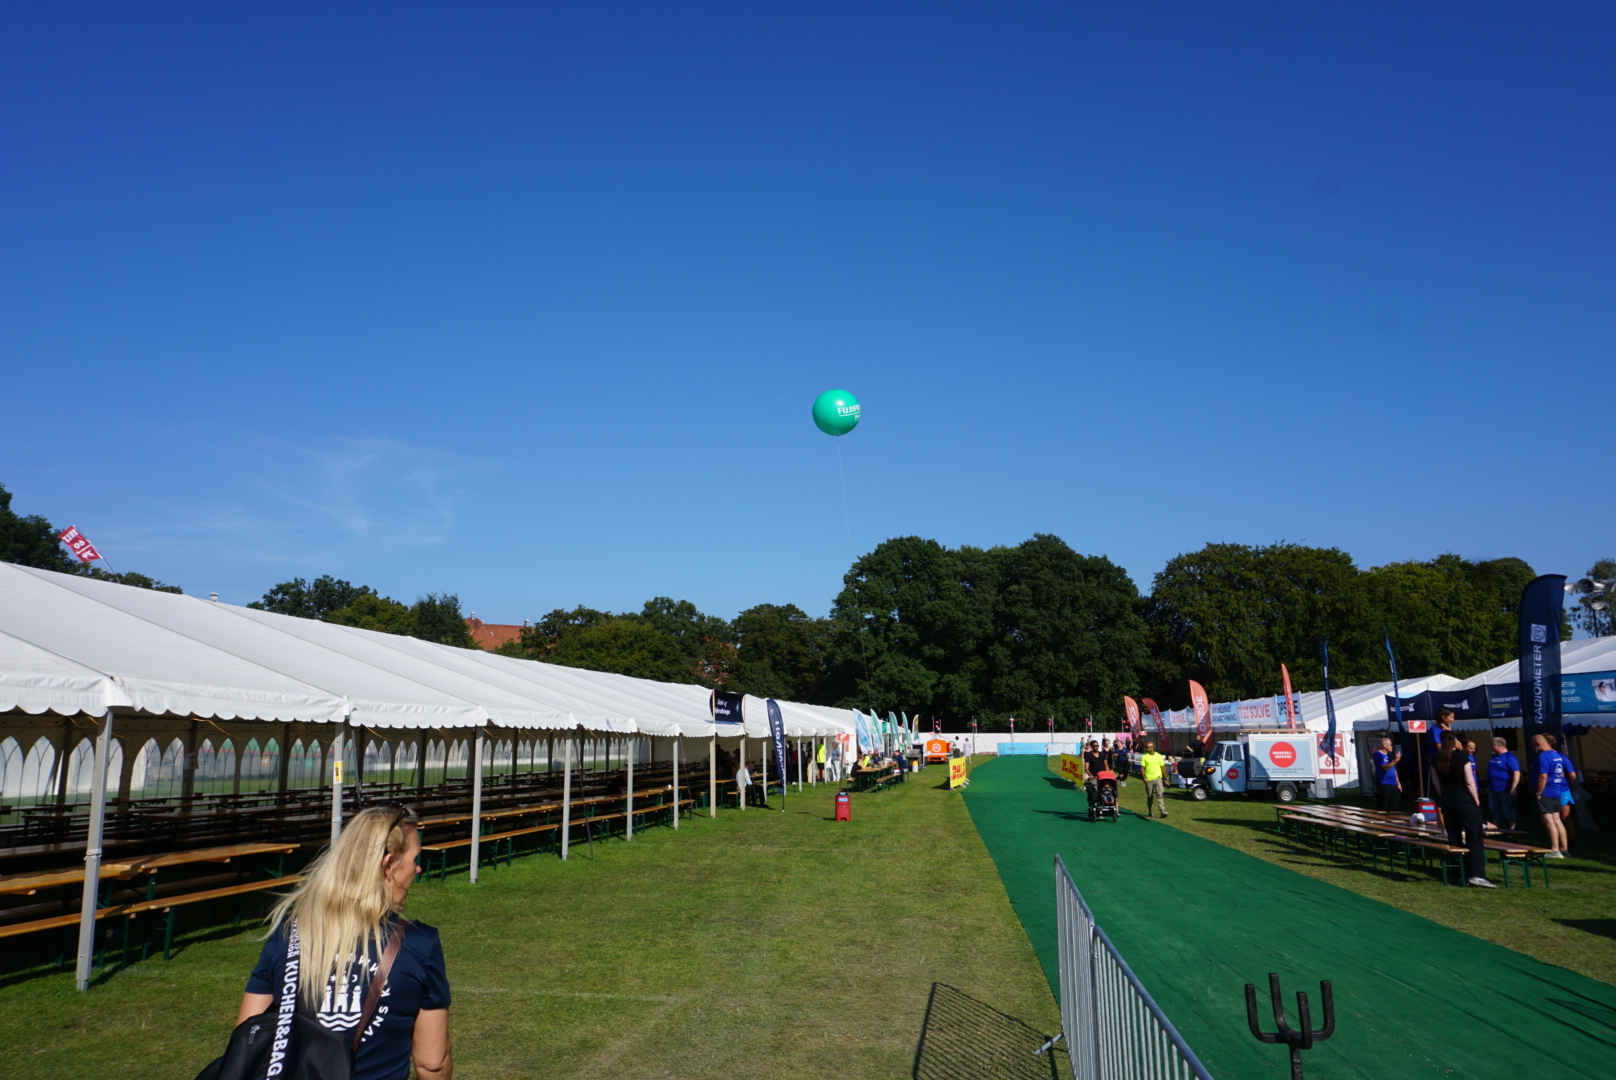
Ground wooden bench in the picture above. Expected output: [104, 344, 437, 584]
[0, 903, 128, 941]
[420, 823, 565, 880]
[122, 874, 304, 961]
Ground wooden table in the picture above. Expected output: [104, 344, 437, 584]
[0, 862, 137, 896]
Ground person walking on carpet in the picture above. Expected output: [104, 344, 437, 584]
[1138, 741, 1169, 819]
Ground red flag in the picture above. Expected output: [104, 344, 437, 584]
[1188, 680, 1212, 749]
[1142, 697, 1165, 738]
[1280, 664, 1298, 730]
[1123, 696, 1142, 739]
[57, 525, 102, 564]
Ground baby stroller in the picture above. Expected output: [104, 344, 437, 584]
[1086, 770, 1120, 822]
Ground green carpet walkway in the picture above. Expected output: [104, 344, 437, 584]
[962, 756, 1616, 1079]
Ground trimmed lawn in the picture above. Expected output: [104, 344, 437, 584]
[1091, 763, 1616, 986]
[0, 767, 1057, 1080]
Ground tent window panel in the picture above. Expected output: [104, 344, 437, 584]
[20, 737, 59, 807]
[288, 738, 323, 790]
[363, 739, 390, 784]
[64, 737, 96, 796]
[0, 737, 23, 824]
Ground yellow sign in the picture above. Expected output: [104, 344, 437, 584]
[948, 757, 969, 788]
[333, 759, 344, 783]
[1060, 754, 1084, 784]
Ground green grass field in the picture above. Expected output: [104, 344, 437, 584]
[0, 767, 1058, 1080]
[1095, 765, 1616, 986]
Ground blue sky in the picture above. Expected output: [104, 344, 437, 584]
[2, 4, 1612, 622]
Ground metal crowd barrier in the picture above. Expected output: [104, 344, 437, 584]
[1054, 854, 1214, 1080]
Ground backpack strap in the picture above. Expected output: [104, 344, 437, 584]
[352, 922, 408, 1053]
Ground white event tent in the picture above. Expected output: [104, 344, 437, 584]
[0, 563, 856, 988]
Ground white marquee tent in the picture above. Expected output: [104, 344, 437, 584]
[0, 563, 859, 988]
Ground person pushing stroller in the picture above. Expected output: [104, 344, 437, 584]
[1087, 764, 1120, 822]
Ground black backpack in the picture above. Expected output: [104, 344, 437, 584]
[195, 920, 406, 1080]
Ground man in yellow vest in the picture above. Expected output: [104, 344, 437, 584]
[815, 740, 828, 782]
[1138, 740, 1170, 819]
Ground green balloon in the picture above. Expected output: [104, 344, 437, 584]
[812, 389, 861, 436]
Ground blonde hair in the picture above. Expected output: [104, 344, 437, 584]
[269, 805, 418, 1006]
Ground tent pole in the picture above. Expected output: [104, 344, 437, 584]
[672, 735, 681, 831]
[470, 728, 485, 884]
[561, 730, 573, 859]
[74, 709, 114, 991]
[625, 731, 635, 840]
[739, 736, 746, 811]
[709, 734, 717, 818]
[276, 729, 292, 805]
[329, 722, 345, 845]
[181, 719, 198, 806]
[55, 716, 73, 806]
[116, 734, 136, 808]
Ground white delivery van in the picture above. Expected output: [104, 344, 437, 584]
[1201, 732, 1318, 803]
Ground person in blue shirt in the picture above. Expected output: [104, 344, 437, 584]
[1371, 737, 1402, 812]
[236, 805, 453, 1080]
[1485, 736, 1521, 830]
[1532, 733, 1575, 857]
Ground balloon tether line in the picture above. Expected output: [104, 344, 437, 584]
[835, 439, 876, 718]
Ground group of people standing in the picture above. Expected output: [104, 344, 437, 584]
[1076, 736, 1171, 819]
[1368, 707, 1583, 889]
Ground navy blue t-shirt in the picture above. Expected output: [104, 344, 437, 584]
[247, 918, 450, 1080]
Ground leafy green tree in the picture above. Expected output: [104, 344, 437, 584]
[411, 593, 476, 648]
[82, 567, 182, 594]
[1142, 543, 1362, 705]
[1570, 559, 1616, 638]
[827, 536, 994, 720]
[327, 593, 416, 635]
[633, 597, 736, 686]
[982, 535, 1148, 730]
[508, 606, 614, 658]
[0, 482, 82, 573]
[1142, 544, 1541, 704]
[1355, 555, 1540, 681]
[544, 619, 700, 683]
[731, 603, 836, 701]
[825, 534, 1146, 730]
[250, 576, 375, 619]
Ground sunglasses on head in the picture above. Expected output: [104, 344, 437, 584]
[380, 802, 413, 835]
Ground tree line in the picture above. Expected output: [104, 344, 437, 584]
[5, 479, 1608, 732]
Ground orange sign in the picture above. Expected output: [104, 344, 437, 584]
[925, 738, 951, 761]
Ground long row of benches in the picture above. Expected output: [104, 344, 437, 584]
[1275, 803, 1554, 887]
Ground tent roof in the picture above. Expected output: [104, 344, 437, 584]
[0, 564, 863, 736]
[1450, 636, 1616, 688]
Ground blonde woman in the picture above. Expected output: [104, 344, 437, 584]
[236, 805, 452, 1080]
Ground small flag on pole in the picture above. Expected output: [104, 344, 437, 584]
[57, 526, 102, 564]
